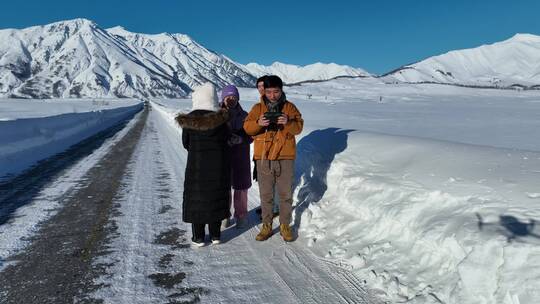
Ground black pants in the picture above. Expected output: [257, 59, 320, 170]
[192, 221, 221, 240]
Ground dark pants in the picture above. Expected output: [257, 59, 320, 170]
[192, 222, 221, 240]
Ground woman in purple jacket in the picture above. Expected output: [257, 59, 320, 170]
[220, 85, 252, 229]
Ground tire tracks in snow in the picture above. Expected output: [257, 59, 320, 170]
[246, 197, 381, 304]
[89, 106, 205, 304]
[148, 101, 383, 303]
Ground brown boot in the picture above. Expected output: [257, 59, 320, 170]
[280, 224, 294, 242]
[256, 223, 273, 241]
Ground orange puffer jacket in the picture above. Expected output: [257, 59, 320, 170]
[243, 98, 303, 160]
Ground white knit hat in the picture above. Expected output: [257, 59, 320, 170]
[191, 82, 219, 112]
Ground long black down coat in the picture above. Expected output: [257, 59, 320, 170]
[176, 109, 231, 223]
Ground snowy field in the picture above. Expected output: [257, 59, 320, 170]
[0, 98, 143, 179]
[1, 78, 540, 303]
[270, 79, 540, 304]
[158, 78, 540, 304]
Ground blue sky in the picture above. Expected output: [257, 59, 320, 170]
[1, 0, 539, 74]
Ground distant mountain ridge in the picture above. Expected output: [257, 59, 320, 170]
[0, 19, 373, 99]
[243, 62, 370, 84]
[1, 19, 538, 99]
[381, 33, 540, 89]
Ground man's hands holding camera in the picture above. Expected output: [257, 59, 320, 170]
[276, 114, 288, 125]
[258, 112, 288, 127]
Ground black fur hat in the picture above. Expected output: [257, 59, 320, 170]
[263, 75, 283, 89]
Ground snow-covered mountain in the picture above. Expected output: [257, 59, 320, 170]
[3, 19, 538, 98]
[382, 33, 540, 89]
[243, 62, 370, 84]
[0, 19, 255, 99]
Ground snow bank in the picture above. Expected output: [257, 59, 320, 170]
[297, 131, 540, 304]
[258, 79, 540, 304]
[0, 110, 144, 272]
[0, 100, 143, 179]
[149, 99, 190, 127]
[0, 98, 140, 121]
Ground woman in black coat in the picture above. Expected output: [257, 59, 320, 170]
[176, 82, 231, 246]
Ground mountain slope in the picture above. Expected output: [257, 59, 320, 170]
[0, 19, 255, 99]
[382, 34, 540, 89]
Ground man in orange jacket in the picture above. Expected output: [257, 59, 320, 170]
[243, 75, 303, 242]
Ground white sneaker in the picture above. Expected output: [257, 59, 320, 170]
[191, 238, 205, 247]
[221, 218, 231, 229]
[211, 238, 221, 245]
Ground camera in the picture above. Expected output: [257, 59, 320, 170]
[264, 111, 283, 124]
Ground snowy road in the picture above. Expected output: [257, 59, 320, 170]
[0, 104, 148, 303]
[91, 103, 380, 303]
[0, 103, 381, 303]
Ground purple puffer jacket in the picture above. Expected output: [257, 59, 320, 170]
[226, 103, 252, 190]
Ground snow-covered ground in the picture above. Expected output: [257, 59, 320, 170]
[2, 78, 540, 303]
[148, 78, 540, 303]
[0, 98, 143, 179]
[246, 79, 540, 304]
[208, 79, 540, 303]
[91, 100, 377, 303]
